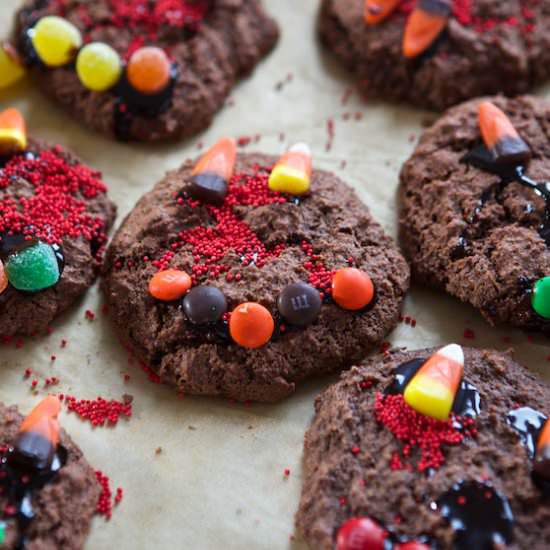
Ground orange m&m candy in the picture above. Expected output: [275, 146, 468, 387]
[127, 46, 171, 95]
[0, 261, 8, 295]
[149, 269, 192, 301]
[332, 268, 374, 310]
[229, 302, 274, 349]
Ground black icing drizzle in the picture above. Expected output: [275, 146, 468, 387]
[385, 358, 481, 418]
[506, 406, 550, 493]
[0, 442, 67, 549]
[432, 480, 514, 549]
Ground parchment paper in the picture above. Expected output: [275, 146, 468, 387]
[1, 1, 550, 548]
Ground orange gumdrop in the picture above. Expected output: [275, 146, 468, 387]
[478, 101, 520, 150]
[19, 395, 61, 448]
[0, 262, 7, 295]
[149, 269, 192, 301]
[332, 268, 374, 310]
[127, 46, 171, 95]
[403, 5, 449, 59]
[191, 137, 237, 181]
[229, 302, 274, 349]
[364, 0, 401, 25]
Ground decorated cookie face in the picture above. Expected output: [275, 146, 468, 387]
[0, 108, 115, 336]
[9, 0, 279, 142]
[296, 346, 550, 549]
[102, 142, 409, 402]
[400, 96, 550, 333]
[0, 397, 100, 548]
[320, 1, 550, 110]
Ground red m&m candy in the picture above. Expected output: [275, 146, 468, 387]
[336, 517, 386, 550]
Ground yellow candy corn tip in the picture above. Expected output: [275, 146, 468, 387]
[0, 129, 27, 152]
[268, 165, 310, 195]
[404, 377, 455, 421]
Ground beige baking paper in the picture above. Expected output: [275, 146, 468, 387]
[1, 1, 550, 548]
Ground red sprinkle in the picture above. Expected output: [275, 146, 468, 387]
[375, 393, 476, 471]
[95, 470, 113, 519]
[64, 395, 133, 427]
[463, 328, 475, 339]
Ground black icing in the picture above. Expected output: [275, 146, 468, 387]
[432, 480, 514, 549]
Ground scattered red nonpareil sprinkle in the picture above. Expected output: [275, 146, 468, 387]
[283, 468, 290, 477]
[0, 149, 109, 263]
[375, 393, 476, 471]
[95, 470, 114, 519]
[463, 328, 475, 339]
[338, 496, 347, 507]
[84, 310, 95, 321]
[139, 362, 161, 384]
[64, 394, 133, 427]
[60, 339, 67, 348]
[351, 446, 360, 455]
[114, 487, 123, 505]
[23, 368, 32, 379]
[237, 136, 251, 147]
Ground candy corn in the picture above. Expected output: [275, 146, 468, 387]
[268, 143, 312, 196]
[14, 395, 60, 469]
[0, 43, 25, 90]
[0, 262, 7, 295]
[188, 137, 236, 205]
[478, 101, 531, 165]
[229, 302, 274, 349]
[403, 0, 451, 59]
[534, 418, 550, 480]
[364, 0, 401, 26]
[0, 108, 27, 155]
[404, 344, 464, 420]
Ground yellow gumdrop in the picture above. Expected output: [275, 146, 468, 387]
[31, 16, 82, 67]
[403, 375, 454, 421]
[0, 44, 25, 89]
[76, 42, 121, 92]
[268, 165, 310, 195]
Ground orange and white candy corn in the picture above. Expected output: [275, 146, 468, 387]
[404, 344, 464, 420]
[534, 418, 550, 480]
[15, 395, 61, 468]
[478, 101, 531, 164]
[403, 0, 451, 59]
[188, 137, 236, 205]
[0, 108, 27, 155]
[364, 0, 401, 25]
[268, 143, 312, 195]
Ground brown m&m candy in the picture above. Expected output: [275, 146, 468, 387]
[332, 268, 375, 310]
[277, 282, 321, 326]
[149, 269, 192, 301]
[478, 101, 531, 165]
[14, 395, 60, 469]
[534, 418, 550, 480]
[229, 302, 274, 349]
[183, 285, 227, 324]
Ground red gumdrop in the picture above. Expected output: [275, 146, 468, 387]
[336, 517, 386, 550]
[397, 543, 431, 550]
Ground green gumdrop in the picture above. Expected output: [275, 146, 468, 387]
[5, 241, 60, 292]
[532, 276, 550, 319]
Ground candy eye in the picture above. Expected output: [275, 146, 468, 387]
[3, 240, 63, 292]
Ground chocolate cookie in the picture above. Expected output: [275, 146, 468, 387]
[296, 345, 550, 549]
[12, 0, 278, 142]
[319, 0, 550, 111]
[399, 95, 550, 332]
[0, 109, 116, 337]
[102, 142, 410, 402]
[0, 396, 100, 549]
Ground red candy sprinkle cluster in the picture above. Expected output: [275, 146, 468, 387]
[374, 393, 477, 471]
[64, 395, 133, 427]
[148, 167, 333, 292]
[50, 0, 208, 53]
[95, 470, 122, 520]
[0, 149, 109, 256]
